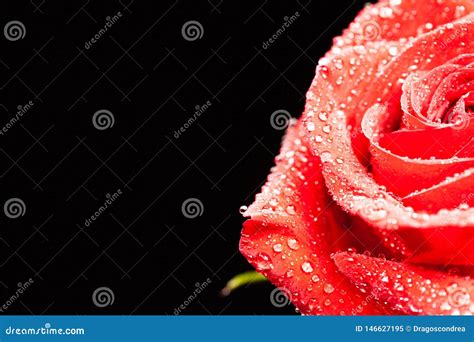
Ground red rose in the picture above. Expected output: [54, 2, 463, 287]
[240, 0, 474, 315]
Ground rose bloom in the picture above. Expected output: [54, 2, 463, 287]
[240, 0, 474, 315]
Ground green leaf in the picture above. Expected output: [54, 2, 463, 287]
[221, 271, 268, 296]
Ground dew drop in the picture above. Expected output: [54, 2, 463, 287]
[318, 65, 329, 79]
[273, 244, 283, 253]
[318, 112, 328, 121]
[440, 302, 452, 311]
[333, 59, 343, 70]
[324, 283, 335, 294]
[286, 205, 296, 215]
[379, 7, 393, 18]
[388, 46, 398, 57]
[301, 261, 314, 273]
[395, 284, 404, 291]
[287, 238, 300, 250]
[320, 151, 332, 163]
[255, 253, 273, 271]
[239, 205, 248, 214]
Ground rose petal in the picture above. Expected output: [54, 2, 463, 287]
[333, 252, 474, 315]
[402, 168, 474, 212]
[240, 122, 387, 315]
[304, 13, 474, 265]
[371, 147, 474, 197]
[242, 0, 474, 317]
[363, 103, 474, 197]
[378, 126, 474, 159]
[401, 54, 474, 128]
[341, 0, 474, 46]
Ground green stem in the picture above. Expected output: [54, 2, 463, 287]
[221, 271, 268, 296]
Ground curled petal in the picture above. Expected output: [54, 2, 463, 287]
[241, 123, 386, 315]
[334, 252, 474, 315]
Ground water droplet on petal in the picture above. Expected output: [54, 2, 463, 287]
[255, 252, 273, 271]
[273, 244, 283, 253]
[440, 302, 452, 311]
[388, 46, 398, 56]
[239, 205, 248, 214]
[287, 238, 300, 250]
[320, 151, 332, 163]
[269, 197, 279, 206]
[324, 283, 335, 294]
[301, 261, 314, 273]
[286, 205, 296, 215]
[317, 65, 329, 79]
[379, 7, 393, 18]
[333, 59, 343, 70]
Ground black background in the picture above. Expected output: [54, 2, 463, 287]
[0, 0, 374, 314]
